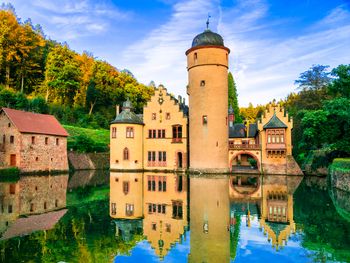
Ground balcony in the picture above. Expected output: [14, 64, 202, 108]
[229, 142, 261, 150]
[266, 143, 286, 150]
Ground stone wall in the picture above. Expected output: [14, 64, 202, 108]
[329, 158, 350, 192]
[19, 175, 68, 215]
[68, 151, 109, 170]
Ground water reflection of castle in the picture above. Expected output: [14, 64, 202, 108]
[109, 173, 302, 261]
[0, 175, 68, 239]
[110, 172, 188, 259]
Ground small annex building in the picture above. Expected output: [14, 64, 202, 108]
[0, 107, 69, 172]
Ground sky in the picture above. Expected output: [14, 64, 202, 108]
[6, 0, 350, 106]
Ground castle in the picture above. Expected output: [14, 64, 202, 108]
[109, 29, 302, 175]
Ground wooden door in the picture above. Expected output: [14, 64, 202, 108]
[10, 154, 16, 166]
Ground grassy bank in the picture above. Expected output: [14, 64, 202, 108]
[63, 125, 110, 152]
[67, 185, 109, 207]
[330, 158, 350, 172]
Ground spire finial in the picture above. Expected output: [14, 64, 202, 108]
[206, 13, 211, 29]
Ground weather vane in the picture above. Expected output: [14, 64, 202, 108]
[206, 13, 211, 29]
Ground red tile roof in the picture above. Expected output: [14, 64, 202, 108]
[1, 107, 69, 137]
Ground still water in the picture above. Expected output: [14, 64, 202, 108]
[0, 171, 350, 263]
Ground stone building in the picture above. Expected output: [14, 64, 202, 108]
[110, 86, 188, 171]
[0, 107, 69, 172]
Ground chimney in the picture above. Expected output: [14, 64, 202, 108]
[116, 105, 120, 117]
[178, 95, 182, 104]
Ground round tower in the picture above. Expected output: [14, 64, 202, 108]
[186, 29, 230, 173]
[110, 99, 144, 170]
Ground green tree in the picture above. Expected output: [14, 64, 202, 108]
[295, 64, 331, 91]
[44, 44, 81, 104]
[328, 64, 350, 98]
[228, 72, 242, 122]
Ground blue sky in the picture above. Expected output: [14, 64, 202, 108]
[7, 0, 350, 106]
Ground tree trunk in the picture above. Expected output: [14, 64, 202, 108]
[89, 100, 96, 115]
[5, 65, 10, 88]
[45, 87, 50, 102]
[21, 75, 24, 93]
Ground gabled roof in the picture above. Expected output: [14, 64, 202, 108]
[0, 209, 67, 240]
[229, 123, 258, 138]
[263, 113, 287, 129]
[1, 107, 69, 137]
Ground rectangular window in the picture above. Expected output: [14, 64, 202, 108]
[111, 203, 117, 215]
[8, 205, 13, 214]
[31, 136, 35, 144]
[112, 127, 117, 138]
[162, 129, 165, 138]
[158, 130, 162, 138]
[166, 223, 171, 232]
[166, 113, 171, 120]
[126, 127, 134, 138]
[172, 125, 183, 143]
[202, 115, 208, 125]
[148, 176, 156, 191]
[152, 113, 156, 120]
[152, 223, 157, 231]
[10, 136, 14, 144]
[9, 184, 16, 194]
[158, 176, 167, 192]
[148, 129, 152, 138]
[172, 201, 183, 219]
[125, 204, 134, 216]
[148, 204, 153, 214]
[152, 130, 156, 138]
[56, 138, 59, 146]
[45, 137, 49, 145]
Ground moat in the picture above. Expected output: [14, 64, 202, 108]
[1, 171, 350, 263]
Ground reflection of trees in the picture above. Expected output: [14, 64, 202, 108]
[294, 180, 350, 262]
[0, 199, 143, 262]
[230, 214, 241, 261]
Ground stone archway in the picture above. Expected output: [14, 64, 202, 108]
[230, 151, 260, 172]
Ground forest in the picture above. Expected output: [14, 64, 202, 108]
[0, 5, 154, 130]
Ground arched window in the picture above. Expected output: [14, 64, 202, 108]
[123, 147, 129, 160]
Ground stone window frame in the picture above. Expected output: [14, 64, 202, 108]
[112, 127, 117, 138]
[126, 127, 134, 138]
[172, 125, 183, 143]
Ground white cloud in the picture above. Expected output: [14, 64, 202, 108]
[120, 0, 350, 106]
[119, 0, 220, 95]
[10, 0, 131, 40]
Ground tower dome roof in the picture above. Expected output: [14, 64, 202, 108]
[191, 29, 224, 48]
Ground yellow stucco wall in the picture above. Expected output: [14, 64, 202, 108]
[258, 104, 293, 174]
[110, 123, 143, 170]
[188, 176, 230, 262]
[187, 47, 229, 172]
[142, 172, 188, 258]
[143, 86, 188, 170]
[109, 172, 143, 219]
